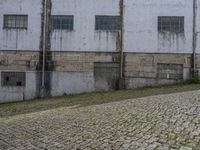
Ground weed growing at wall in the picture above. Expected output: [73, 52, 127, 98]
[187, 74, 200, 84]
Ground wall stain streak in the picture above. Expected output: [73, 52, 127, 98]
[37, 0, 54, 97]
[118, 0, 125, 89]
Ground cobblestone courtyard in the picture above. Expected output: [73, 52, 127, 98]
[0, 88, 200, 150]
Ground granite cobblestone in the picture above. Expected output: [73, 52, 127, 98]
[0, 90, 200, 149]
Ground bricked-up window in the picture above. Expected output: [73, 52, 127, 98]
[50, 15, 74, 30]
[95, 16, 121, 31]
[94, 62, 120, 79]
[157, 63, 183, 80]
[158, 16, 184, 32]
[1, 72, 26, 87]
[3, 15, 28, 29]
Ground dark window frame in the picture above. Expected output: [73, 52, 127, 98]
[1, 72, 26, 87]
[3, 14, 28, 29]
[158, 16, 184, 33]
[95, 15, 121, 31]
[50, 15, 74, 30]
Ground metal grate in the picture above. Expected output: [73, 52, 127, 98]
[94, 62, 120, 79]
[157, 63, 183, 80]
[95, 16, 121, 31]
[1, 72, 26, 87]
[4, 15, 28, 29]
[50, 15, 74, 30]
[158, 16, 184, 33]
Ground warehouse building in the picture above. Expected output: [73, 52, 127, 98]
[0, 0, 200, 102]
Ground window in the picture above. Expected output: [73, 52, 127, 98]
[95, 16, 121, 31]
[3, 15, 28, 29]
[50, 15, 74, 30]
[1, 72, 26, 87]
[158, 16, 184, 32]
[157, 63, 183, 80]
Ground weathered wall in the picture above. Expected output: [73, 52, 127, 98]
[1, 0, 200, 102]
[0, 51, 39, 71]
[50, 0, 120, 52]
[0, 51, 120, 102]
[51, 51, 120, 95]
[124, 0, 193, 53]
[0, 71, 38, 102]
[195, 0, 200, 54]
[51, 72, 95, 96]
[0, 0, 42, 51]
[0, 51, 39, 102]
[125, 53, 192, 88]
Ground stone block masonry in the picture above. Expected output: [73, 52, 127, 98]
[0, 50, 198, 102]
[124, 53, 193, 88]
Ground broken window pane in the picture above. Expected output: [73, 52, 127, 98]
[1, 72, 26, 87]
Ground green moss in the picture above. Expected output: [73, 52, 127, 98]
[153, 147, 159, 150]
[186, 74, 200, 84]
[174, 133, 179, 141]
[0, 83, 200, 117]
[183, 138, 190, 146]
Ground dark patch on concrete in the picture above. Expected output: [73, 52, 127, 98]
[45, 0, 54, 96]
[37, 0, 54, 98]
[192, 0, 197, 75]
[36, 0, 45, 98]
[119, 0, 125, 89]
[158, 32, 185, 52]
[94, 62, 120, 91]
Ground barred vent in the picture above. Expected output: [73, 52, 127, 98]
[157, 63, 183, 80]
[1, 72, 26, 87]
[94, 62, 120, 79]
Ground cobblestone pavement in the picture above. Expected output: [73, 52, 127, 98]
[0, 90, 200, 150]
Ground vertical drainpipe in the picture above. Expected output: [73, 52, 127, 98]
[192, 0, 197, 76]
[42, 0, 47, 88]
[42, 0, 48, 88]
[40, 0, 53, 97]
[119, 0, 124, 87]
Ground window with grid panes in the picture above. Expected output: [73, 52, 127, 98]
[3, 15, 28, 29]
[158, 16, 184, 33]
[95, 16, 121, 31]
[1, 72, 26, 87]
[50, 15, 74, 30]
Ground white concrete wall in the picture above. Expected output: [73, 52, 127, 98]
[0, 71, 38, 102]
[0, 0, 198, 53]
[195, 0, 200, 54]
[50, 0, 120, 52]
[124, 0, 193, 53]
[51, 72, 95, 96]
[0, 0, 42, 51]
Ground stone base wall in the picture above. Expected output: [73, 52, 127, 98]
[0, 51, 199, 102]
[124, 53, 192, 88]
[0, 51, 39, 71]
